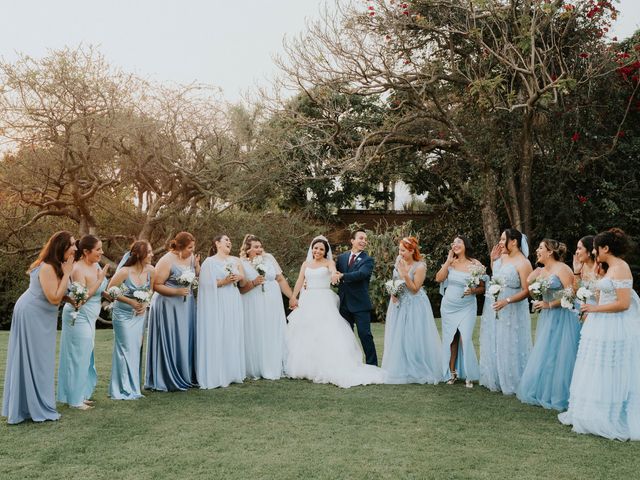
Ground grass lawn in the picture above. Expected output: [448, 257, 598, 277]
[1, 320, 639, 480]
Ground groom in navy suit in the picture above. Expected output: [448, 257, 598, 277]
[334, 230, 378, 366]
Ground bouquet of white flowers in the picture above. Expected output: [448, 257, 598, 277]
[68, 282, 89, 326]
[463, 264, 486, 298]
[132, 287, 153, 305]
[558, 287, 577, 312]
[224, 262, 238, 287]
[251, 255, 268, 292]
[528, 276, 551, 302]
[385, 279, 406, 300]
[175, 270, 197, 301]
[575, 283, 594, 321]
[487, 276, 505, 319]
[103, 285, 126, 311]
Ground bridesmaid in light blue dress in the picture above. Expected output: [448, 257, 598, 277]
[107, 241, 155, 400]
[559, 228, 640, 440]
[196, 234, 246, 388]
[145, 232, 199, 392]
[2, 231, 76, 424]
[239, 235, 293, 380]
[57, 235, 109, 409]
[479, 228, 532, 395]
[382, 237, 443, 384]
[517, 239, 581, 411]
[436, 235, 484, 388]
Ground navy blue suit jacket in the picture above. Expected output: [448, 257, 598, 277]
[336, 251, 374, 313]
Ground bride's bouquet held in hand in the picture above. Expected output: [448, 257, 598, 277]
[463, 264, 486, 298]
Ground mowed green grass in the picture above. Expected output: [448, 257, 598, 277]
[1, 320, 639, 480]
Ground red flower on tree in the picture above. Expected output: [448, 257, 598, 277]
[571, 132, 581, 142]
[577, 195, 589, 205]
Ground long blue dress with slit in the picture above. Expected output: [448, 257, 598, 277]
[516, 275, 581, 410]
[108, 272, 150, 400]
[2, 266, 61, 424]
[57, 274, 107, 406]
[145, 263, 197, 391]
[440, 268, 480, 382]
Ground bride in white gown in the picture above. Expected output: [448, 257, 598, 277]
[285, 236, 386, 388]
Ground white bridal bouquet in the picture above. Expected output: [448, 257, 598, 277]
[385, 279, 406, 301]
[68, 282, 89, 326]
[528, 276, 550, 302]
[175, 270, 197, 301]
[251, 255, 268, 292]
[463, 264, 486, 298]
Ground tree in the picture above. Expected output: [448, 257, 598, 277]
[277, 0, 629, 248]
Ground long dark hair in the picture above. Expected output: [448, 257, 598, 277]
[503, 228, 523, 251]
[168, 232, 195, 252]
[74, 235, 101, 261]
[28, 231, 74, 278]
[579, 235, 595, 262]
[454, 235, 475, 261]
[122, 241, 151, 267]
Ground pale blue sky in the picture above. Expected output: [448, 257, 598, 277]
[0, 0, 638, 103]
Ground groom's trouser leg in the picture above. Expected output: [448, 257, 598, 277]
[353, 311, 378, 366]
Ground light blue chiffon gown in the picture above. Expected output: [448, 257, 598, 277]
[57, 275, 107, 406]
[241, 255, 286, 380]
[145, 263, 197, 391]
[382, 262, 443, 384]
[559, 278, 640, 440]
[516, 275, 581, 410]
[108, 272, 150, 400]
[440, 268, 480, 382]
[2, 266, 61, 424]
[195, 257, 245, 389]
[479, 260, 531, 394]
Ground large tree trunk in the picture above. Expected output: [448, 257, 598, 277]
[479, 166, 501, 253]
[519, 111, 534, 239]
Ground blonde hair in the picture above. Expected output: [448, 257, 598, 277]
[239, 234, 262, 259]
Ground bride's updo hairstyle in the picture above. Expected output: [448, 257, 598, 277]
[594, 228, 630, 257]
[541, 238, 567, 262]
[400, 236, 422, 261]
[239, 234, 262, 259]
[311, 238, 330, 258]
[168, 232, 195, 252]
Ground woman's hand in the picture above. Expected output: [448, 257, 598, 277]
[580, 303, 596, 313]
[133, 302, 147, 315]
[445, 248, 455, 265]
[289, 297, 298, 309]
[490, 244, 503, 261]
[572, 253, 583, 275]
[462, 287, 472, 297]
[62, 257, 74, 276]
[532, 300, 546, 312]
[253, 275, 265, 286]
[176, 287, 190, 297]
[98, 264, 110, 282]
[492, 299, 508, 311]
[397, 259, 409, 277]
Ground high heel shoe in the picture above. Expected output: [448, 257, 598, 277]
[446, 370, 458, 385]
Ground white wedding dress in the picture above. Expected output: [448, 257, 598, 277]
[284, 266, 386, 388]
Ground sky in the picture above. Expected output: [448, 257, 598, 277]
[0, 0, 638, 103]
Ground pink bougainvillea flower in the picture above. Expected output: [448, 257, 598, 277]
[577, 195, 588, 205]
[571, 132, 580, 142]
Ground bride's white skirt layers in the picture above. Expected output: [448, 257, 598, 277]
[285, 287, 385, 388]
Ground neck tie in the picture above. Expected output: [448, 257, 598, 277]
[348, 253, 356, 268]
